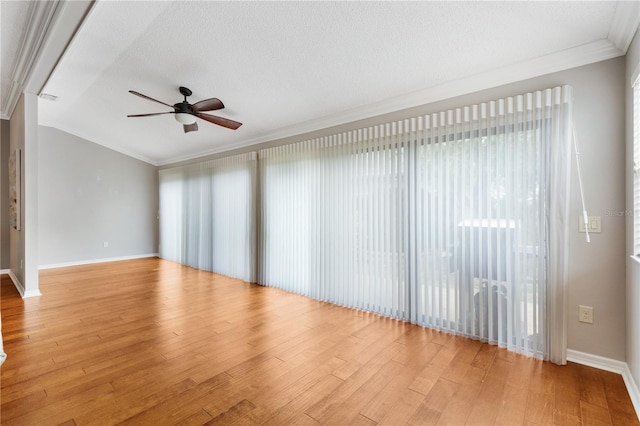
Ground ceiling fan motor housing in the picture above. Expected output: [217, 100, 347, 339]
[174, 102, 194, 114]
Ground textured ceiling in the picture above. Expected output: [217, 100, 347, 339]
[1, 1, 32, 112]
[24, 1, 639, 165]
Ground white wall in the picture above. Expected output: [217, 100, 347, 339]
[168, 57, 628, 361]
[38, 126, 158, 267]
[626, 28, 640, 395]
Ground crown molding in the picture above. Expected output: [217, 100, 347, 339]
[1, 1, 60, 120]
[608, 0, 640, 53]
[1, 1, 93, 120]
[159, 38, 625, 166]
[1, 81, 23, 120]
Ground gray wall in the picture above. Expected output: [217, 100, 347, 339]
[626, 28, 640, 394]
[166, 57, 628, 362]
[8, 93, 40, 296]
[38, 126, 158, 266]
[9, 95, 26, 288]
[1, 119, 9, 269]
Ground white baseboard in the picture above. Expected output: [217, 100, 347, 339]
[567, 349, 640, 421]
[38, 253, 159, 270]
[7, 270, 23, 295]
[0, 269, 9, 275]
[6, 270, 42, 298]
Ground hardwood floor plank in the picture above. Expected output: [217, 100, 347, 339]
[3, 382, 116, 426]
[407, 377, 459, 425]
[116, 372, 232, 425]
[580, 400, 613, 426]
[1, 260, 637, 426]
[330, 332, 404, 381]
[0, 389, 48, 421]
[314, 359, 406, 424]
[464, 358, 513, 425]
[465, 399, 501, 425]
[525, 390, 555, 425]
[377, 388, 426, 425]
[435, 365, 485, 425]
[406, 341, 451, 395]
[359, 343, 441, 423]
[579, 364, 609, 409]
[555, 362, 582, 420]
[494, 383, 529, 425]
[74, 377, 199, 425]
[260, 374, 343, 425]
[179, 409, 214, 426]
[599, 370, 640, 426]
[238, 356, 346, 422]
[305, 344, 401, 422]
[204, 399, 257, 425]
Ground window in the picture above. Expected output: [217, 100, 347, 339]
[158, 153, 258, 282]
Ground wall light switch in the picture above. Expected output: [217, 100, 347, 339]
[578, 216, 601, 233]
[103, 241, 109, 248]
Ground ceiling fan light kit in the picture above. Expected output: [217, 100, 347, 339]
[127, 86, 242, 133]
[174, 112, 196, 125]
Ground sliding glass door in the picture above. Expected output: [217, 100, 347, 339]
[259, 87, 572, 361]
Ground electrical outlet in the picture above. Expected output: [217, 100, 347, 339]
[103, 241, 109, 248]
[579, 305, 593, 324]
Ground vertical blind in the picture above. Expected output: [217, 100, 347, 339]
[159, 152, 258, 282]
[159, 87, 573, 363]
[259, 86, 572, 361]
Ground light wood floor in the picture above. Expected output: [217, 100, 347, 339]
[1, 258, 637, 426]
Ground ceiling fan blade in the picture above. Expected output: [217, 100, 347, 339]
[127, 112, 174, 117]
[129, 90, 174, 108]
[192, 98, 224, 112]
[196, 112, 242, 130]
[183, 122, 198, 133]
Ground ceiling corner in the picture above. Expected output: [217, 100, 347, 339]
[608, 1, 640, 53]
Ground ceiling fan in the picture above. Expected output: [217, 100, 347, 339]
[127, 86, 242, 133]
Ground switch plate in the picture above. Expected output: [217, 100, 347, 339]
[579, 216, 601, 233]
[579, 305, 593, 324]
[103, 241, 109, 248]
